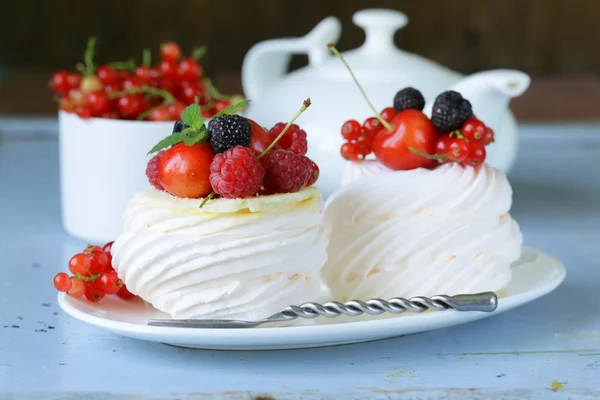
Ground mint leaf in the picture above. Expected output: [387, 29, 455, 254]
[183, 135, 201, 146]
[148, 132, 189, 155]
[181, 126, 195, 137]
[181, 104, 201, 128]
[214, 99, 251, 118]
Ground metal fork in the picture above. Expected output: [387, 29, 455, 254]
[147, 292, 498, 329]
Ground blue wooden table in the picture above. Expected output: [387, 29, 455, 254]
[1, 121, 599, 399]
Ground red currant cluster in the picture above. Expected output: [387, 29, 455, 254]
[340, 107, 396, 161]
[53, 242, 135, 302]
[50, 38, 237, 121]
[432, 116, 494, 167]
[147, 101, 319, 203]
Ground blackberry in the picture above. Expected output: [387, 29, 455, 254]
[393, 87, 425, 112]
[208, 115, 252, 154]
[430, 91, 473, 132]
[172, 119, 189, 134]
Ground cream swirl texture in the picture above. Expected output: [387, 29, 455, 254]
[112, 187, 329, 320]
[324, 162, 522, 301]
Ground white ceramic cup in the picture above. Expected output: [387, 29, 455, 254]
[59, 111, 173, 243]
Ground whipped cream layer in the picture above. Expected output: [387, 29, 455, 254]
[112, 187, 328, 320]
[324, 162, 522, 301]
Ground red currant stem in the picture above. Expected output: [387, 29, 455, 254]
[258, 98, 312, 159]
[142, 48, 151, 66]
[72, 272, 100, 283]
[205, 78, 229, 101]
[109, 86, 176, 103]
[327, 44, 393, 132]
[108, 59, 136, 72]
[83, 37, 97, 76]
[136, 106, 159, 121]
[449, 130, 465, 139]
[198, 191, 215, 209]
[409, 146, 448, 161]
[191, 45, 208, 61]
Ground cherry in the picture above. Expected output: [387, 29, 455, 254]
[97, 65, 119, 84]
[95, 270, 123, 295]
[67, 278, 86, 298]
[158, 60, 179, 80]
[85, 285, 105, 302]
[447, 137, 471, 162]
[341, 142, 360, 161]
[372, 110, 437, 170]
[69, 253, 91, 276]
[178, 58, 202, 81]
[380, 107, 396, 123]
[461, 117, 486, 142]
[462, 141, 486, 167]
[54, 272, 72, 292]
[84, 245, 111, 274]
[87, 91, 110, 116]
[117, 94, 146, 119]
[116, 286, 135, 300]
[341, 120, 362, 141]
[307, 161, 320, 186]
[50, 70, 71, 95]
[248, 118, 275, 156]
[75, 105, 93, 119]
[135, 65, 153, 84]
[158, 142, 214, 198]
[356, 136, 373, 157]
[363, 117, 382, 138]
[160, 42, 181, 62]
[482, 127, 495, 145]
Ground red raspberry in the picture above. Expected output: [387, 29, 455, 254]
[209, 146, 265, 198]
[146, 150, 165, 190]
[265, 149, 312, 193]
[269, 123, 308, 155]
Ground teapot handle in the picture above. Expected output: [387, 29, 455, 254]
[242, 16, 342, 100]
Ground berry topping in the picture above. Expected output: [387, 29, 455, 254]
[461, 117, 486, 142]
[356, 136, 373, 157]
[85, 245, 112, 275]
[462, 141, 487, 167]
[146, 150, 165, 190]
[173, 119, 189, 133]
[67, 278, 86, 298]
[54, 272, 72, 292]
[363, 117, 382, 138]
[265, 150, 312, 194]
[68, 253, 92, 277]
[269, 123, 308, 155]
[158, 142, 214, 199]
[117, 286, 135, 300]
[95, 270, 123, 295]
[380, 107, 396, 123]
[160, 42, 181, 62]
[208, 114, 252, 154]
[247, 118, 275, 156]
[209, 146, 265, 198]
[431, 90, 473, 132]
[307, 161, 320, 186]
[446, 137, 472, 162]
[341, 142, 360, 161]
[393, 87, 426, 113]
[341, 120, 362, 141]
[482, 126, 495, 146]
[85, 285, 105, 302]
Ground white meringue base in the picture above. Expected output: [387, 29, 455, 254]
[324, 162, 522, 301]
[112, 187, 329, 320]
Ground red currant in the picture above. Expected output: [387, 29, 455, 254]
[54, 272, 72, 292]
[341, 120, 362, 141]
[84, 246, 111, 275]
[178, 58, 202, 81]
[50, 70, 71, 95]
[96, 270, 123, 295]
[67, 73, 82, 90]
[167, 102, 186, 119]
[85, 285, 105, 302]
[101, 111, 118, 119]
[75, 105, 93, 119]
[157, 60, 179, 80]
[69, 253, 92, 276]
[96, 65, 119, 84]
[117, 94, 146, 119]
[117, 286, 135, 300]
[356, 136, 373, 157]
[214, 100, 231, 114]
[103, 81, 123, 96]
[447, 138, 472, 162]
[122, 77, 143, 89]
[67, 278, 86, 298]
[201, 108, 215, 118]
[148, 105, 172, 121]
[462, 141, 487, 167]
[435, 136, 451, 154]
[178, 84, 205, 105]
[160, 42, 181, 62]
[134, 65, 153, 84]
[341, 142, 360, 161]
[461, 118, 486, 142]
[87, 91, 110, 116]
[80, 75, 103, 94]
[363, 117, 382, 138]
[103, 241, 114, 262]
[68, 89, 86, 106]
[307, 161, 320, 186]
[482, 127, 495, 145]
[380, 107, 396, 123]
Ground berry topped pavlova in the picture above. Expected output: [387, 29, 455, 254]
[323, 45, 523, 302]
[55, 100, 329, 321]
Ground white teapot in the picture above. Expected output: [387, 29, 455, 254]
[242, 9, 530, 197]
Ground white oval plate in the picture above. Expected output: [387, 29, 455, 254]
[58, 247, 565, 350]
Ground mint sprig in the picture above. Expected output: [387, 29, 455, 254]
[213, 99, 250, 118]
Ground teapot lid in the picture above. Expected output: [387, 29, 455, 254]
[320, 9, 459, 88]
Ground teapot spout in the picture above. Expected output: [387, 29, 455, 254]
[444, 69, 531, 132]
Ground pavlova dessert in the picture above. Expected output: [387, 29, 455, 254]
[55, 100, 329, 321]
[323, 46, 523, 302]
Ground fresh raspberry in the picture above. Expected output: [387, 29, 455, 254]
[269, 123, 308, 155]
[209, 146, 264, 198]
[146, 150, 165, 190]
[265, 149, 312, 193]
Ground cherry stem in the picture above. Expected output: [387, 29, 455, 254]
[328, 44, 393, 132]
[83, 37, 97, 76]
[199, 191, 215, 209]
[109, 86, 176, 103]
[142, 48, 151, 66]
[258, 98, 312, 159]
[409, 146, 448, 161]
